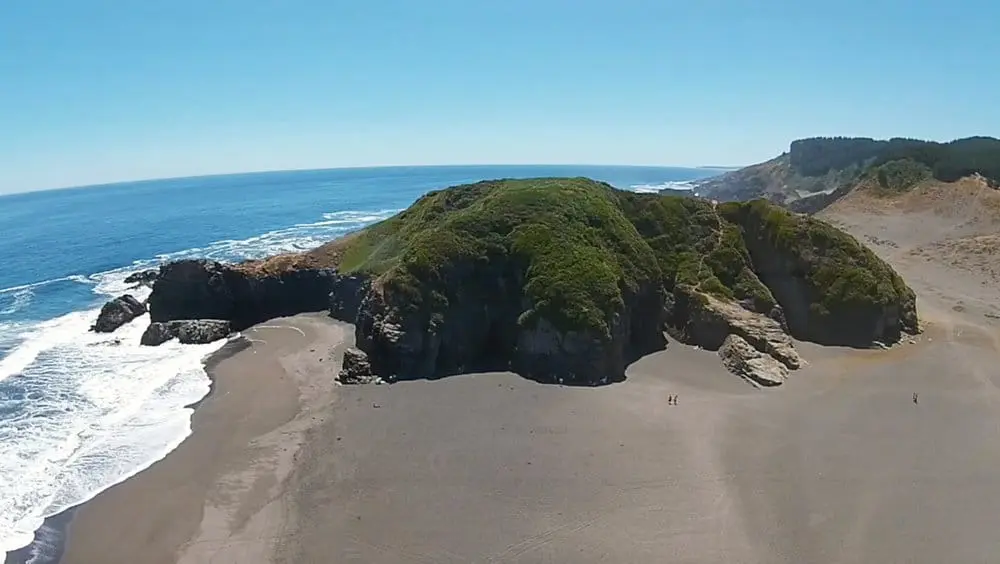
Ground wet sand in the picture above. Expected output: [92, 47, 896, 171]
[58, 185, 1000, 563]
[59, 314, 353, 564]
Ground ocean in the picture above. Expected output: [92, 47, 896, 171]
[0, 164, 719, 562]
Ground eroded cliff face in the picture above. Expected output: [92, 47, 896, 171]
[148, 259, 336, 331]
[727, 208, 919, 346]
[348, 256, 665, 385]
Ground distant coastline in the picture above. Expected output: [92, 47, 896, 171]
[2, 163, 721, 198]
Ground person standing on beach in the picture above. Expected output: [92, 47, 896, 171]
[913, 392, 919, 405]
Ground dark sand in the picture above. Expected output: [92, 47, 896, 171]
[58, 186, 1000, 562]
[60, 314, 353, 564]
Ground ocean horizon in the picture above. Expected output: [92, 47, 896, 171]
[3, 163, 728, 198]
[0, 164, 720, 563]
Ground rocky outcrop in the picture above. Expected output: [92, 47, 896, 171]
[352, 258, 665, 385]
[329, 274, 371, 323]
[672, 289, 802, 370]
[724, 204, 918, 346]
[338, 348, 382, 384]
[124, 269, 159, 288]
[147, 259, 336, 330]
[719, 334, 788, 387]
[140, 319, 231, 346]
[143, 179, 916, 389]
[92, 295, 146, 333]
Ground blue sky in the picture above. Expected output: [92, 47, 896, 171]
[2, 1, 998, 193]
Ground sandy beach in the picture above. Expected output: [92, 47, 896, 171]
[55, 184, 1000, 563]
[59, 314, 354, 564]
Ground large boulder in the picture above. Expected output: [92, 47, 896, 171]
[718, 334, 789, 387]
[92, 294, 147, 333]
[338, 347, 382, 385]
[124, 269, 159, 288]
[140, 320, 231, 346]
[147, 259, 336, 330]
[673, 288, 801, 370]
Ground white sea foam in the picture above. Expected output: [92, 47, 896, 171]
[0, 206, 397, 553]
[630, 180, 699, 193]
[0, 275, 86, 296]
[0, 288, 33, 316]
[0, 290, 225, 553]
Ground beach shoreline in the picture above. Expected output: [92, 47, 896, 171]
[3, 332, 256, 564]
[19, 185, 1000, 563]
[53, 313, 352, 564]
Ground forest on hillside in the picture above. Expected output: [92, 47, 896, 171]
[788, 136, 1000, 186]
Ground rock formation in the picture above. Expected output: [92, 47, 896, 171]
[718, 334, 789, 387]
[91, 294, 146, 333]
[329, 274, 371, 323]
[326, 178, 914, 386]
[721, 200, 918, 346]
[338, 348, 382, 384]
[141, 177, 919, 388]
[124, 269, 159, 288]
[140, 319, 232, 346]
[147, 259, 336, 330]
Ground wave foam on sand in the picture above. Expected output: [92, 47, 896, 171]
[0, 207, 396, 556]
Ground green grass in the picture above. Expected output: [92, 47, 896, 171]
[335, 178, 911, 339]
[618, 194, 776, 311]
[338, 178, 661, 339]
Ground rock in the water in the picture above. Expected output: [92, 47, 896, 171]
[140, 319, 231, 346]
[148, 259, 335, 330]
[338, 347, 382, 384]
[92, 294, 147, 333]
[719, 334, 788, 387]
[140, 323, 174, 346]
[124, 269, 159, 288]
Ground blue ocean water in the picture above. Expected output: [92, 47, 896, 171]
[0, 164, 719, 559]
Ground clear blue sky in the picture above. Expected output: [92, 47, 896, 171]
[2, 0, 998, 193]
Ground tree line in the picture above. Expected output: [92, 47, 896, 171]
[788, 136, 1000, 185]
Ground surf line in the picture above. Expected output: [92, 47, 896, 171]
[252, 325, 306, 337]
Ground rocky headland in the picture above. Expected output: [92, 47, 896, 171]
[89, 177, 918, 387]
[697, 136, 1000, 213]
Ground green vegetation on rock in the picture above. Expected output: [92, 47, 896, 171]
[720, 199, 916, 328]
[616, 193, 776, 311]
[334, 178, 914, 345]
[339, 178, 661, 339]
